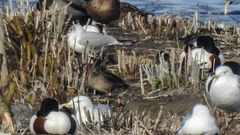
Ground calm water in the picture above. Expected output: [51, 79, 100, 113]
[1, 0, 240, 25]
[121, 0, 240, 26]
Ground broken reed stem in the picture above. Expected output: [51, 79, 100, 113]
[140, 65, 145, 95]
[135, 116, 152, 135]
[203, 93, 213, 113]
[208, 12, 212, 30]
[117, 50, 122, 73]
[154, 105, 163, 130]
[79, 70, 86, 93]
[137, 17, 148, 35]
[158, 17, 162, 35]
[43, 32, 50, 82]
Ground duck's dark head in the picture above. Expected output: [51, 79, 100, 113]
[197, 36, 216, 53]
[36, 98, 59, 117]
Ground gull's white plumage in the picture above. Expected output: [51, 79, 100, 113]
[178, 104, 219, 135]
[67, 24, 118, 53]
[207, 65, 240, 112]
[67, 95, 112, 124]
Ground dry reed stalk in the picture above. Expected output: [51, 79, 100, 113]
[193, 11, 199, 33]
[140, 65, 145, 95]
[157, 17, 162, 36]
[154, 105, 163, 130]
[208, 12, 212, 30]
[43, 32, 50, 82]
[135, 116, 152, 135]
[136, 16, 148, 35]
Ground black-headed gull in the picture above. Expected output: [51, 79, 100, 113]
[67, 24, 118, 53]
[63, 95, 112, 124]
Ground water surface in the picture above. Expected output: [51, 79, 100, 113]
[121, 0, 240, 26]
[1, 0, 240, 25]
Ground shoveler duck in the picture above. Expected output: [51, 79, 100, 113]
[29, 98, 79, 134]
[180, 36, 224, 72]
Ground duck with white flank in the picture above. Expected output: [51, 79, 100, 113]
[63, 95, 112, 124]
[180, 36, 224, 72]
[29, 98, 79, 134]
[178, 104, 219, 135]
[67, 24, 118, 53]
[206, 65, 240, 112]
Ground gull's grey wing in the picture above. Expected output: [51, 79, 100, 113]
[77, 31, 118, 49]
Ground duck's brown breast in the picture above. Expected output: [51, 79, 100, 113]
[86, 0, 120, 24]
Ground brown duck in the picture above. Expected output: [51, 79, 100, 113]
[88, 66, 128, 93]
[86, 0, 120, 24]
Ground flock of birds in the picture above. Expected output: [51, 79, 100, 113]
[178, 35, 240, 134]
[26, 0, 240, 134]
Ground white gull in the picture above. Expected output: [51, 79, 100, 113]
[67, 24, 118, 53]
[206, 65, 240, 112]
[63, 95, 112, 124]
[178, 104, 219, 135]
